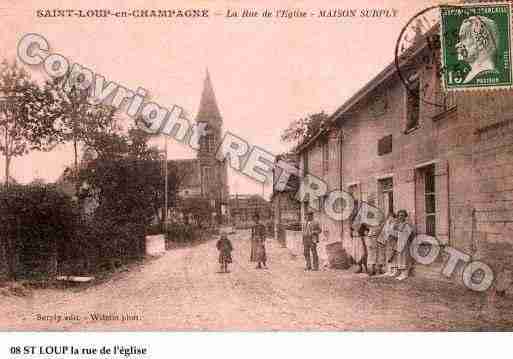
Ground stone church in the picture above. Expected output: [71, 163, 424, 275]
[171, 70, 229, 220]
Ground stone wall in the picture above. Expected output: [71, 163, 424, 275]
[298, 59, 513, 278]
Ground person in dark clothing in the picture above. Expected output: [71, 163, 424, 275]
[357, 223, 370, 274]
[216, 233, 233, 273]
[303, 210, 321, 271]
[250, 214, 267, 269]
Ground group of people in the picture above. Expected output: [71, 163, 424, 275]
[351, 209, 415, 281]
[216, 214, 268, 273]
[299, 207, 415, 280]
[216, 207, 415, 279]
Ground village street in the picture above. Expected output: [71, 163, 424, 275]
[2, 230, 513, 331]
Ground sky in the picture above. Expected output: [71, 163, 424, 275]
[0, 0, 436, 197]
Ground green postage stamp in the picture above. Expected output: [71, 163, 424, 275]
[440, 2, 512, 91]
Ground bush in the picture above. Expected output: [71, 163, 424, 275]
[166, 223, 213, 243]
[60, 215, 146, 274]
[0, 183, 149, 279]
[0, 184, 77, 279]
[146, 223, 164, 236]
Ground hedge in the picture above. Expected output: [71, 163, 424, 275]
[0, 184, 76, 279]
[0, 184, 147, 279]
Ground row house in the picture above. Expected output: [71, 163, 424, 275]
[229, 194, 272, 227]
[296, 40, 513, 278]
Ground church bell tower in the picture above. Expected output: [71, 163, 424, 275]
[195, 70, 229, 219]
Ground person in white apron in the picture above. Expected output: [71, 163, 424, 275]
[391, 209, 414, 281]
[377, 212, 397, 276]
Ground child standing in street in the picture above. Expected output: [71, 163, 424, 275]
[216, 233, 233, 273]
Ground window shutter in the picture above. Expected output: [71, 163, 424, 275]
[399, 168, 416, 221]
[435, 160, 450, 245]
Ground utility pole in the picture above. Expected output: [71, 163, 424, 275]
[234, 181, 239, 225]
[164, 135, 169, 232]
[0, 96, 14, 187]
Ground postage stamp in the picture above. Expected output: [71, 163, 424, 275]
[440, 2, 512, 91]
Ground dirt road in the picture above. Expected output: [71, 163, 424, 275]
[2, 230, 512, 331]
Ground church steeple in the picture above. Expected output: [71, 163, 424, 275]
[195, 69, 222, 125]
[195, 69, 229, 215]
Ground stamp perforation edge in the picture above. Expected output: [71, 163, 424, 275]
[439, 1, 513, 93]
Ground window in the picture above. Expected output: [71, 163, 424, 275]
[206, 135, 216, 153]
[202, 166, 213, 193]
[378, 177, 394, 216]
[424, 165, 436, 236]
[406, 77, 420, 132]
[317, 196, 324, 212]
[322, 142, 330, 174]
[286, 173, 300, 192]
[415, 164, 440, 237]
[378, 135, 393, 156]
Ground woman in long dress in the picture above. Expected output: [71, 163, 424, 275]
[250, 213, 267, 269]
[390, 209, 414, 281]
[349, 203, 367, 273]
[376, 212, 397, 276]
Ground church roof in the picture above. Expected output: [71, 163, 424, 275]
[195, 69, 222, 125]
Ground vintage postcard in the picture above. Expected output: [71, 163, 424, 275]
[1, 0, 513, 334]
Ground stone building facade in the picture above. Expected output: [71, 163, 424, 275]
[296, 40, 513, 278]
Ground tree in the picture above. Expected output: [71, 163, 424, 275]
[0, 60, 57, 186]
[128, 128, 177, 226]
[44, 77, 118, 191]
[126, 126, 161, 161]
[280, 111, 330, 148]
[75, 126, 181, 229]
[124, 126, 197, 227]
[30, 177, 46, 186]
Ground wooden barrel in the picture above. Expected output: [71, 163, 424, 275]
[326, 241, 350, 269]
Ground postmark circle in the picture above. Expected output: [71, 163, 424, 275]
[394, 5, 460, 108]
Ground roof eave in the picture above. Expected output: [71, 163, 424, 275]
[331, 35, 433, 124]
